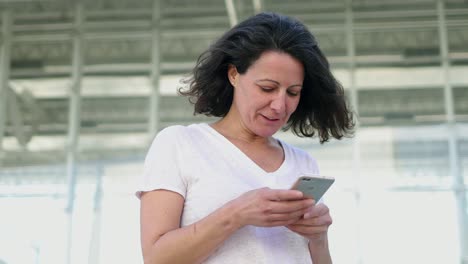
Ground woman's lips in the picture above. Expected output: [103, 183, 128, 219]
[261, 114, 281, 122]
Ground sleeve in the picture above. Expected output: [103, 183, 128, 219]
[135, 126, 187, 199]
[283, 139, 320, 176]
[305, 153, 320, 176]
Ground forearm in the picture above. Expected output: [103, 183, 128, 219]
[143, 202, 241, 264]
[308, 234, 332, 264]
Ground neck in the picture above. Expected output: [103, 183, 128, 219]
[211, 115, 270, 145]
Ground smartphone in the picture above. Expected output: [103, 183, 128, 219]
[290, 175, 335, 201]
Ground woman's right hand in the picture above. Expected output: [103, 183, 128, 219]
[227, 187, 315, 228]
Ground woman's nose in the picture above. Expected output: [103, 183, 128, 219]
[270, 93, 286, 113]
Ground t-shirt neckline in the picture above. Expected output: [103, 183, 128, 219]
[199, 123, 290, 175]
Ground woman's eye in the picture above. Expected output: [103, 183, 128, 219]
[287, 90, 300, 96]
[261, 87, 274, 92]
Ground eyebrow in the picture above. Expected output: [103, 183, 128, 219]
[255, 78, 302, 88]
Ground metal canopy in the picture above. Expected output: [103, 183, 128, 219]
[0, 1, 467, 262]
[0, 0, 468, 167]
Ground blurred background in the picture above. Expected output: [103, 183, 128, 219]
[0, 0, 467, 263]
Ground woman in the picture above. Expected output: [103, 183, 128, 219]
[137, 12, 354, 264]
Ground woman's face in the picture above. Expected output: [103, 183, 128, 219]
[228, 50, 304, 138]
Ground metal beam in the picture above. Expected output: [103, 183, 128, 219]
[6, 8, 468, 42]
[12, 28, 227, 42]
[0, 9, 12, 166]
[2, 3, 468, 37]
[17, 87, 45, 143]
[65, 2, 84, 264]
[88, 165, 103, 264]
[437, 2, 467, 264]
[224, 0, 238, 27]
[11, 6, 226, 21]
[19, 87, 48, 121]
[6, 87, 28, 147]
[345, 2, 363, 264]
[252, 0, 262, 14]
[148, 0, 161, 140]
[8, 19, 468, 44]
[8, 5, 468, 24]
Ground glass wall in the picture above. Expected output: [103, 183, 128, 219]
[3, 124, 465, 264]
[289, 125, 465, 264]
[1, 1, 467, 263]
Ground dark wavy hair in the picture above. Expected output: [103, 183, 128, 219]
[179, 12, 354, 143]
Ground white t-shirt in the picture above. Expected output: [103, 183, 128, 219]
[137, 123, 320, 264]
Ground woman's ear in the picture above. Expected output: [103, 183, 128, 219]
[227, 64, 239, 87]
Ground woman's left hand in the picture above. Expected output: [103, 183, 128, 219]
[286, 202, 332, 241]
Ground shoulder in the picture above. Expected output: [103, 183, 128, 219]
[281, 140, 320, 173]
[280, 140, 312, 158]
[151, 123, 210, 147]
[146, 125, 189, 157]
[160, 123, 208, 136]
[156, 125, 187, 139]
[153, 124, 195, 142]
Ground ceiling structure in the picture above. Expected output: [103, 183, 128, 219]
[1, 0, 468, 168]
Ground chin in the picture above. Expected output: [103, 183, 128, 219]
[254, 127, 281, 138]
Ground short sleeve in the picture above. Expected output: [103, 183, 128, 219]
[306, 154, 320, 175]
[135, 126, 187, 199]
